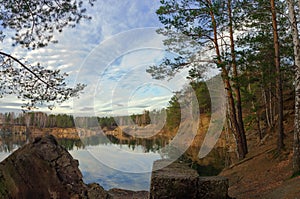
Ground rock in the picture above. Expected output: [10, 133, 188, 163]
[108, 188, 149, 199]
[150, 159, 230, 199]
[150, 160, 199, 199]
[197, 176, 229, 198]
[0, 135, 228, 199]
[0, 135, 109, 199]
[87, 183, 112, 199]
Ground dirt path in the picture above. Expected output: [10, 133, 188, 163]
[220, 128, 300, 198]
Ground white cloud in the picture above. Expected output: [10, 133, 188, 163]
[0, 1, 166, 114]
[69, 145, 158, 190]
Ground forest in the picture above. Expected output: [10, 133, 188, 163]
[0, 0, 300, 197]
[144, 0, 300, 177]
[0, 0, 300, 173]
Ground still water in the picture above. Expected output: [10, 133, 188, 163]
[0, 132, 167, 191]
[0, 129, 228, 191]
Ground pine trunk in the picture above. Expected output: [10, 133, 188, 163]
[287, 0, 300, 174]
[270, 0, 284, 151]
[228, 0, 248, 154]
[223, 70, 245, 159]
[209, 1, 245, 159]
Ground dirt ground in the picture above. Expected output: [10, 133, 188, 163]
[220, 116, 300, 199]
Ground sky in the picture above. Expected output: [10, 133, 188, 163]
[0, 0, 191, 116]
[69, 143, 162, 190]
[0, 1, 226, 189]
[0, 1, 176, 189]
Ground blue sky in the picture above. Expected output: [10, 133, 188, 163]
[0, 0, 196, 116]
[72, 27, 192, 116]
[0, 1, 227, 189]
[0, 0, 224, 117]
[69, 144, 162, 190]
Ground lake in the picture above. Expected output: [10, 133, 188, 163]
[0, 131, 166, 191]
[0, 128, 228, 191]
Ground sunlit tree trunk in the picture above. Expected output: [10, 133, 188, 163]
[228, 0, 248, 154]
[287, 0, 300, 174]
[207, 0, 246, 159]
[270, 0, 284, 150]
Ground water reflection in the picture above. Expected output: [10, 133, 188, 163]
[0, 129, 228, 190]
[0, 130, 30, 161]
[0, 132, 28, 153]
[69, 149, 154, 190]
[0, 129, 168, 190]
[56, 134, 169, 154]
[56, 138, 84, 151]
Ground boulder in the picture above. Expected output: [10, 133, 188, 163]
[0, 135, 110, 199]
[150, 159, 230, 199]
[108, 188, 149, 199]
[197, 176, 229, 198]
[0, 135, 229, 199]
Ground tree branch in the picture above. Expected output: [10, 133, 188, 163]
[0, 51, 53, 88]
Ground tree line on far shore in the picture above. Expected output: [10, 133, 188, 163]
[0, 81, 211, 131]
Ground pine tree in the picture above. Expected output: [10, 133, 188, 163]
[148, 0, 248, 159]
[0, 0, 94, 109]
